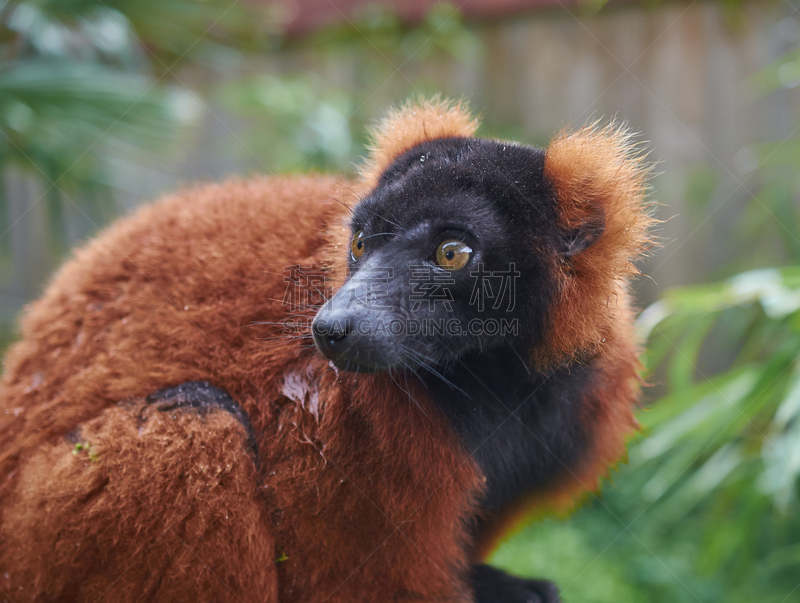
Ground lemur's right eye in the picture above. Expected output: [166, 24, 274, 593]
[350, 230, 365, 261]
[436, 239, 472, 271]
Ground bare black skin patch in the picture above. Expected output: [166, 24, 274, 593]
[147, 381, 258, 461]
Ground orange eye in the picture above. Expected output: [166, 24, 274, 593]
[350, 230, 365, 260]
[436, 239, 472, 271]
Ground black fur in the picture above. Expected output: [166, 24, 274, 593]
[472, 565, 561, 603]
[424, 348, 590, 513]
[312, 137, 606, 601]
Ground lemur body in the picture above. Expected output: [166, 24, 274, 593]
[0, 101, 651, 602]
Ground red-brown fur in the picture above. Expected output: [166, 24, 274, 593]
[359, 98, 480, 189]
[536, 123, 652, 368]
[0, 101, 651, 601]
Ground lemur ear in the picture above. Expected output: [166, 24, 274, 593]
[360, 97, 479, 188]
[545, 122, 651, 263]
[559, 206, 605, 258]
[535, 123, 654, 367]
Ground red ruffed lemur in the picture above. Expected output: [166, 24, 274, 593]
[0, 99, 652, 602]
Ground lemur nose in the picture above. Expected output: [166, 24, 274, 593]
[312, 312, 354, 358]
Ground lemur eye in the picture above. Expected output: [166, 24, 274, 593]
[350, 230, 365, 261]
[436, 240, 472, 271]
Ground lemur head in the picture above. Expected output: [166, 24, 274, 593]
[312, 99, 651, 374]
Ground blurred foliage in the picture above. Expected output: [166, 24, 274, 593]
[215, 73, 357, 173]
[215, 3, 482, 173]
[2, 0, 270, 69]
[308, 2, 483, 62]
[0, 0, 253, 251]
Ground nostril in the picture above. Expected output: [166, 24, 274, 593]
[338, 318, 354, 339]
[329, 317, 353, 343]
[313, 315, 353, 345]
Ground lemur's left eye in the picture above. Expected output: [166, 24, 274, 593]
[436, 240, 472, 271]
[350, 230, 365, 261]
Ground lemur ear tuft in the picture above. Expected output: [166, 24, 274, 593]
[535, 122, 655, 368]
[360, 97, 480, 188]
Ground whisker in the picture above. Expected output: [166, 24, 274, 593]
[360, 232, 398, 241]
[400, 345, 471, 399]
[506, 340, 531, 376]
[388, 367, 433, 423]
[356, 204, 402, 230]
[258, 334, 313, 342]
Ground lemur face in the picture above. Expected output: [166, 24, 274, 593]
[312, 137, 588, 373]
